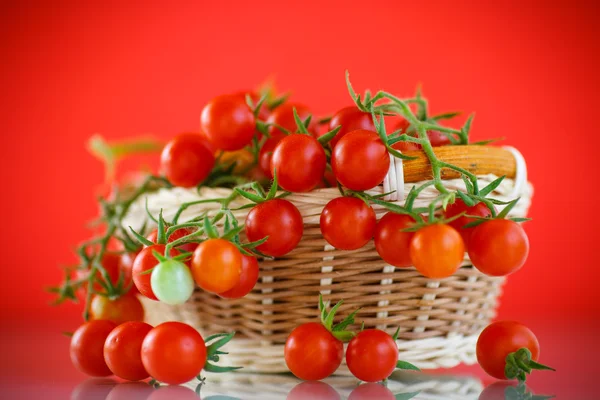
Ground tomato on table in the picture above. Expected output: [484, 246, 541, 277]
[90, 293, 144, 324]
[191, 238, 242, 294]
[345, 329, 399, 382]
[141, 322, 207, 385]
[444, 199, 494, 249]
[374, 213, 416, 268]
[409, 224, 465, 279]
[331, 129, 390, 191]
[70, 320, 117, 377]
[132, 244, 180, 301]
[245, 199, 304, 257]
[220, 254, 260, 299]
[160, 132, 215, 188]
[271, 134, 327, 192]
[201, 94, 256, 151]
[468, 219, 529, 276]
[320, 197, 376, 250]
[328, 106, 376, 148]
[104, 321, 153, 381]
[285, 322, 344, 381]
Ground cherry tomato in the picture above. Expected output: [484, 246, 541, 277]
[328, 106, 376, 148]
[151, 259, 195, 305]
[320, 197, 376, 250]
[141, 322, 207, 385]
[104, 321, 153, 381]
[476, 321, 540, 380]
[147, 385, 198, 400]
[201, 94, 256, 151]
[267, 103, 318, 137]
[348, 383, 395, 400]
[331, 130, 390, 191]
[70, 320, 117, 377]
[409, 224, 465, 278]
[287, 381, 341, 400]
[106, 382, 154, 400]
[71, 378, 117, 400]
[285, 322, 343, 381]
[160, 133, 215, 188]
[346, 329, 399, 382]
[391, 141, 421, 152]
[191, 238, 242, 294]
[220, 148, 255, 174]
[374, 213, 416, 268]
[220, 254, 260, 299]
[245, 199, 303, 257]
[444, 200, 494, 249]
[146, 226, 198, 253]
[394, 119, 451, 147]
[90, 293, 144, 325]
[233, 90, 270, 121]
[77, 253, 133, 295]
[272, 134, 327, 192]
[132, 244, 180, 301]
[258, 136, 281, 179]
[468, 219, 529, 277]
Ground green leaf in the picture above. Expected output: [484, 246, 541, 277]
[319, 295, 327, 323]
[268, 93, 289, 110]
[234, 188, 264, 204]
[394, 391, 420, 400]
[332, 307, 360, 332]
[461, 174, 474, 195]
[479, 176, 506, 197]
[463, 219, 486, 229]
[392, 327, 400, 341]
[510, 217, 532, 223]
[157, 209, 167, 244]
[242, 236, 269, 249]
[318, 125, 341, 145]
[396, 360, 421, 371]
[151, 249, 167, 263]
[222, 225, 244, 241]
[456, 191, 475, 207]
[388, 146, 419, 161]
[245, 93, 255, 109]
[203, 216, 219, 239]
[292, 107, 310, 134]
[463, 113, 474, 135]
[203, 362, 243, 373]
[266, 171, 279, 200]
[128, 226, 155, 246]
[497, 197, 520, 219]
[332, 331, 355, 342]
[430, 111, 461, 121]
[253, 94, 268, 119]
[145, 197, 158, 224]
[323, 300, 343, 331]
[206, 332, 236, 357]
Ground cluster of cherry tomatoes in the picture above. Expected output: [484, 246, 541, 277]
[70, 319, 232, 385]
[284, 297, 419, 383]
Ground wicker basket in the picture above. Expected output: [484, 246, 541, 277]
[122, 145, 532, 373]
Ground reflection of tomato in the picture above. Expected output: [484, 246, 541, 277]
[90, 293, 144, 325]
[147, 385, 199, 400]
[478, 381, 532, 400]
[71, 378, 117, 400]
[287, 381, 341, 400]
[106, 382, 154, 400]
[348, 383, 395, 400]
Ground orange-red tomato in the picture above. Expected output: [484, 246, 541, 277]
[104, 321, 153, 381]
[469, 219, 529, 276]
[132, 244, 180, 301]
[476, 321, 540, 380]
[346, 329, 398, 382]
[271, 134, 327, 192]
[444, 199, 494, 249]
[191, 239, 242, 294]
[219, 254, 260, 299]
[141, 322, 207, 385]
[201, 94, 256, 151]
[331, 130, 390, 191]
[285, 322, 343, 381]
[374, 213, 416, 268]
[409, 224, 465, 278]
[160, 133, 215, 188]
[245, 199, 304, 257]
[320, 197, 376, 250]
[328, 106, 376, 148]
[70, 320, 117, 377]
[90, 293, 144, 325]
[258, 136, 281, 179]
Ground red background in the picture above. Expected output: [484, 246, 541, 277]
[1, 0, 599, 397]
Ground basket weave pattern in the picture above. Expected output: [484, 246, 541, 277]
[125, 147, 532, 373]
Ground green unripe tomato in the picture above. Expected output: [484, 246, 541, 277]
[150, 259, 194, 305]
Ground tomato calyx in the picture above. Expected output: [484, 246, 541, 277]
[318, 295, 360, 342]
[505, 348, 555, 382]
[202, 331, 243, 373]
[462, 197, 531, 230]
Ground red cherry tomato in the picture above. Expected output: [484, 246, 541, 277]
[258, 136, 281, 179]
[233, 90, 270, 120]
[374, 213, 416, 268]
[146, 227, 198, 253]
[70, 320, 117, 377]
[104, 321, 153, 381]
[201, 94, 256, 151]
[409, 224, 465, 278]
[219, 254, 260, 299]
[346, 329, 399, 382]
[285, 322, 343, 381]
[90, 293, 144, 325]
[141, 322, 207, 385]
[468, 219, 529, 276]
[132, 244, 180, 301]
[444, 200, 494, 249]
[147, 385, 198, 400]
[331, 130, 390, 191]
[191, 238, 242, 294]
[245, 199, 304, 257]
[160, 133, 215, 188]
[272, 134, 327, 192]
[320, 197, 376, 250]
[348, 383, 395, 400]
[267, 103, 318, 137]
[394, 119, 452, 147]
[287, 381, 341, 400]
[476, 321, 540, 380]
[328, 106, 376, 148]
